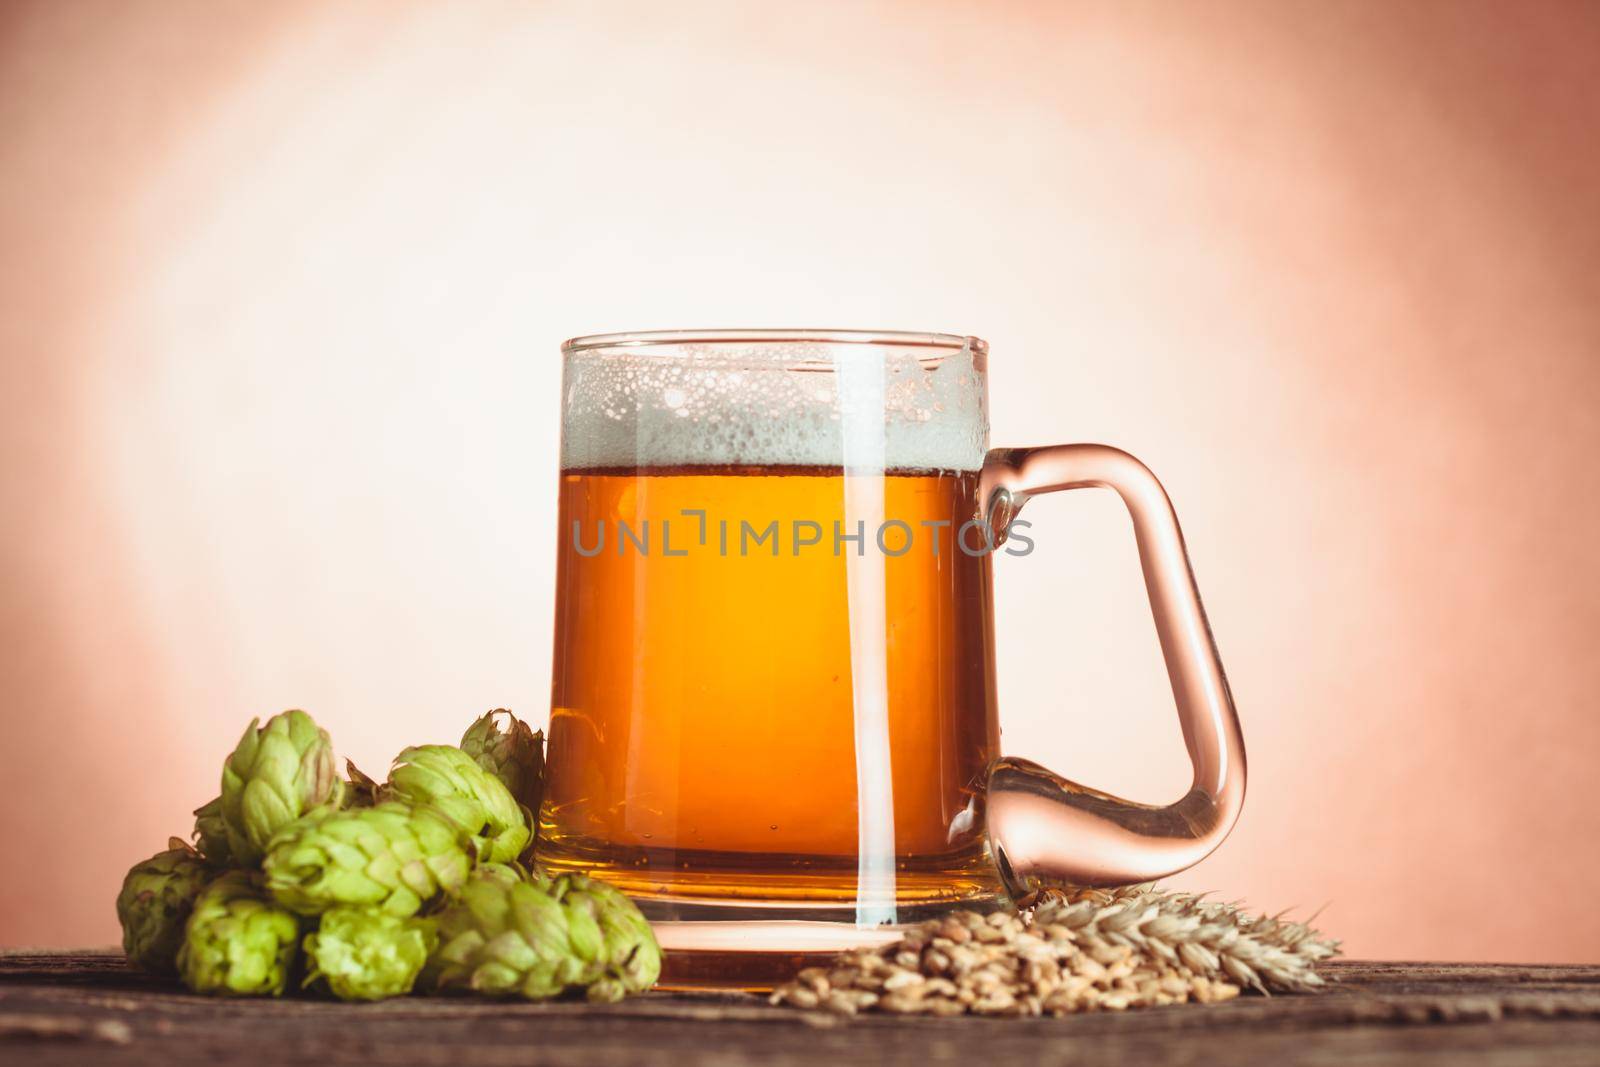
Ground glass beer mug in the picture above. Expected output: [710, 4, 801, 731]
[540, 330, 1245, 985]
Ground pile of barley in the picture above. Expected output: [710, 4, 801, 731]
[769, 885, 1340, 1017]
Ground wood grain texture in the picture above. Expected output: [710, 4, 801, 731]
[3, 952, 1598, 1066]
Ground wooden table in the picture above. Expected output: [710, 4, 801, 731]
[3, 952, 1598, 1065]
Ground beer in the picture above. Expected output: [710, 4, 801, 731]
[540, 463, 1004, 910]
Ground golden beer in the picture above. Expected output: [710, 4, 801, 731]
[539, 464, 1004, 908]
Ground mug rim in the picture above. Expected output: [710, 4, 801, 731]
[560, 329, 987, 356]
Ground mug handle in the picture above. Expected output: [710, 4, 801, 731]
[980, 444, 1247, 897]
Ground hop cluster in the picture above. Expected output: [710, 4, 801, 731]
[114, 707, 657, 1005]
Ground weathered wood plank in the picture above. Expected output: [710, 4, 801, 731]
[3, 952, 1599, 1066]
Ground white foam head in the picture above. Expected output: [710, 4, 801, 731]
[559, 334, 989, 471]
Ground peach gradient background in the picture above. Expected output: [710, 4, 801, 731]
[2, 0, 1598, 960]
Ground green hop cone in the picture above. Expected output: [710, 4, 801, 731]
[262, 802, 473, 917]
[303, 908, 437, 1001]
[116, 839, 212, 975]
[191, 797, 233, 867]
[459, 710, 546, 824]
[177, 871, 300, 996]
[221, 710, 344, 866]
[384, 745, 529, 864]
[423, 869, 661, 1002]
[550, 874, 661, 1002]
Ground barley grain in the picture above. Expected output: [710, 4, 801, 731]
[768, 884, 1339, 1018]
